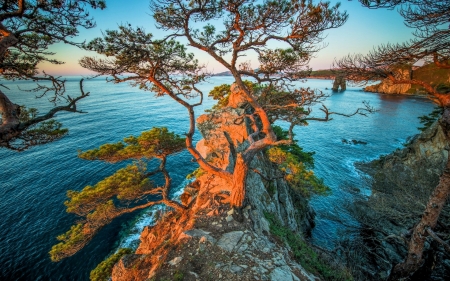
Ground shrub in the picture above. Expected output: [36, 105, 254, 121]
[90, 248, 133, 281]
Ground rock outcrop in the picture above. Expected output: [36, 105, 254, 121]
[351, 121, 450, 280]
[110, 91, 318, 280]
[364, 79, 412, 95]
[332, 76, 346, 91]
[364, 68, 412, 94]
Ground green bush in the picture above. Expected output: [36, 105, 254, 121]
[418, 107, 443, 132]
[90, 248, 133, 281]
[173, 270, 184, 281]
[264, 212, 353, 281]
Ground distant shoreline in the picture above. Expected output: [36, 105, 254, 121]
[211, 74, 335, 80]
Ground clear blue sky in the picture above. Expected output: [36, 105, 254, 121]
[40, 0, 414, 75]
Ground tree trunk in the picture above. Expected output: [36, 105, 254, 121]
[0, 90, 20, 136]
[230, 154, 249, 207]
[0, 28, 19, 59]
[389, 108, 450, 280]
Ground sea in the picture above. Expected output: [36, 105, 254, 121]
[0, 76, 435, 280]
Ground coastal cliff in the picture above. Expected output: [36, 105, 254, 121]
[109, 92, 330, 281]
[363, 63, 450, 95]
[364, 68, 412, 95]
[363, 78, 411, 95]
[351, 121, 450, 280]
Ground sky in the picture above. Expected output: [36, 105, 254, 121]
[39, 0, 415, 75]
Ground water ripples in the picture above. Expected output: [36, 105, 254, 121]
[0, 77, 434, 279]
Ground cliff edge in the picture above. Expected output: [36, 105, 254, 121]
[109, 95, 325, 280]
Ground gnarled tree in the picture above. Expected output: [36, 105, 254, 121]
[0, 0, 106, 151]
[50, 127, 187, 261]
[80, 0, 377, 209]
[334, 0, 450, 279]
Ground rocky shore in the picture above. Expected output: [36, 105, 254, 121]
[350, 121, 450, 280]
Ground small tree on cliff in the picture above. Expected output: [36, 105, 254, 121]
[79, 0, 375, 208]
[0, 0, 105, 151]
[50, 127, 186, 262]
[334, 0, 450, 279]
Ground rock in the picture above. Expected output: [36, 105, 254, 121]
[332, 75, 346, 91]
[364, 79, 411, 94]
[237, 243, 248, 252]
[189, 271, 199, 278]
[111, 254, 147, 281]
[270, 266, 294, 281]
[118, 85, 320, 281]
[363, 68, 411, 94]
[195, 103, 311, 235]
[342, 138, 367, 145]
[352, 120, 450, 279]
[217, 231, 244, 252]
[228, 83, 248, 108]
[229, 264, 244, 274]
[168, 256, 182, 266]
[259, 216, 271, 233]
[183, 228, 216, 244]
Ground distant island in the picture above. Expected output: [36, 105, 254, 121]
[212, 69, 335, 79]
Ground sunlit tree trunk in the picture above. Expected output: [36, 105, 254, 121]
[389, 107, 450, 280]
[230, 154, 249, 207]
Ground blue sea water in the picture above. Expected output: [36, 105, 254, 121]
[0, 76, 434, 280]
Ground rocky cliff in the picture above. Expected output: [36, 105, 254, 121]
[364, 69, 412, 95]
[363, 63, 450, 95]
[351, 121, 450, 280]
[364, 79, 412, 95]
[110, 95, 322, 280]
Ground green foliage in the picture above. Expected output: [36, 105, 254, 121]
[51, 162, 156, 261]
[2, 0, 106, 79]
[81, 25, 206, 97]
[309, 69, 334, 77]
[436, 82, 450, 94]
[418, 107, 443, 131]
[65, 163, 152, 216]
[52, 128, 185, 262]
[208, 84, 232, 110]
[255, 84, 317, 125]
[90, 248, 133, 281]
[50, 223, 86, 262]
[8, 118, 70, 151]
[186, 168, 205, 180]
[259, 48, 309, 74]
[272, 125, 315, 168]
[208, 81, 255, 110]
[267, 147, 329, 198]
[79, 127, 185, 162]
[18, 106, 38, 122]
[16, 105, 68, 140]
[406, 63, 450, 94]
[173, 270, 184, 281]
[264, 212, 353, 281]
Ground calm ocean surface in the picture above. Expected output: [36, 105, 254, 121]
[0, 76, 434, 280]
